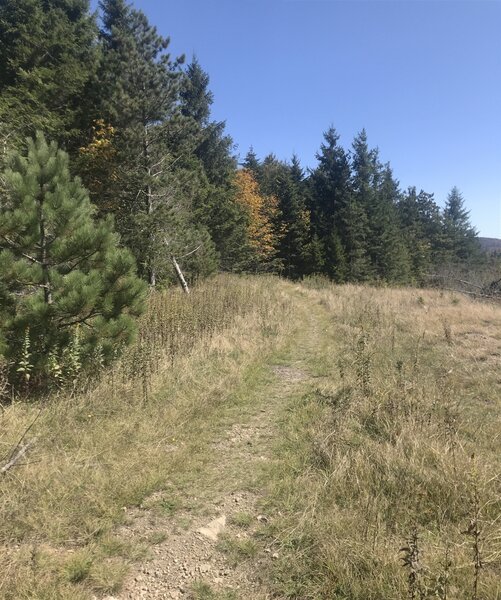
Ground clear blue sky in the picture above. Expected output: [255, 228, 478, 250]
[96, 0, 501, 238]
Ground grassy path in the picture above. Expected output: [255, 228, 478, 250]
[115, 287, 330, 599]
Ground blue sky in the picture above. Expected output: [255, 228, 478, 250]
[95, 0, 501, 237]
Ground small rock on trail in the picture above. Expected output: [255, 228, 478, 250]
[197, 515, 226, 541]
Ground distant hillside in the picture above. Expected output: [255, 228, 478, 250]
[479, 237, 501, 253]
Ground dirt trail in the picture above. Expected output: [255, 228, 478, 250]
[106, 296, 320, 600]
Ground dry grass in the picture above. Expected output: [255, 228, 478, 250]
[0, 274, 294, 599]
[267, 283, 501, 599]
[0, 276, 500, 599]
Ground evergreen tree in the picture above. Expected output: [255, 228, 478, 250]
[310, 127, 370, 281]
[310, 128, 351, 244]
[180, 57, 212, 124]
[351, 129, 376, 203]
[178, 58, 248, 271]
[96, 0, 182, 129]
[93, 0, 198, 285]
[371, 165, 411, 282]
[242, 147, 261, 176]
[180, 58, 236, 184]
[309, 233, 325, 274]
[0, 133, 146, 382]
[275, 162, 312, 279]
[442, 186, 480, 263]
[342, 199, 371, 282]
[398, 187, 443, 280]
[350, 129, 379, 279]
[259, 154, 284, 195]
[290, 154, 304, 185]
[0, 0, 98, 149]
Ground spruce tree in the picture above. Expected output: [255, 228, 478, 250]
[442, 187, 480, 263]
[181, 57, 212, 124]
[350, 129, 379, 279]
[179, 58, 236, 186]
[179, 59, 248, 271]
[290, 154, 304, 185]
[371, 165, 411, 282]
[242, 147, 261, 177]
[398, 187, 443, 281]
[342, 199, 371, 282]
[310, 128, 351, 245]
[0, 133, 146, 382]
[275, 163, 312, 279]
[310, 128, 368, 281]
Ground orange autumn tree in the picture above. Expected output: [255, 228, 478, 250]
[234, 169, 279, 267]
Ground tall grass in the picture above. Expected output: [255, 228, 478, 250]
[269, 284, 501, 599]
[1, 276, 499, 599]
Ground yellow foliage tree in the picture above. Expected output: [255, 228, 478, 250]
[234, 169, 278, 264]
[78, 119, 119, 214]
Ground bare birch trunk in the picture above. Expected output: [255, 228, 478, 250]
[172, 256, 190, 294]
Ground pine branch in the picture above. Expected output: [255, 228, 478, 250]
[57, 311, 103, 328]
[1, 236, 42, 265]
[63, 248, 102, 274]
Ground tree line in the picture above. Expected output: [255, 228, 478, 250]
[0, 0, 483, 389]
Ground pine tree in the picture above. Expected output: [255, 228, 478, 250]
[0, 133, 146, 383]
[0, 0, 98, 149]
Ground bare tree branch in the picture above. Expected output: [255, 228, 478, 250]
[1, 438, 38, 475]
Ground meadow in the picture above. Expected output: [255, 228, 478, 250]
[0, 275, 499, 599]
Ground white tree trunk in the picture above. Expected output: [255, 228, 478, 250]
[172, 256, 190, 294]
